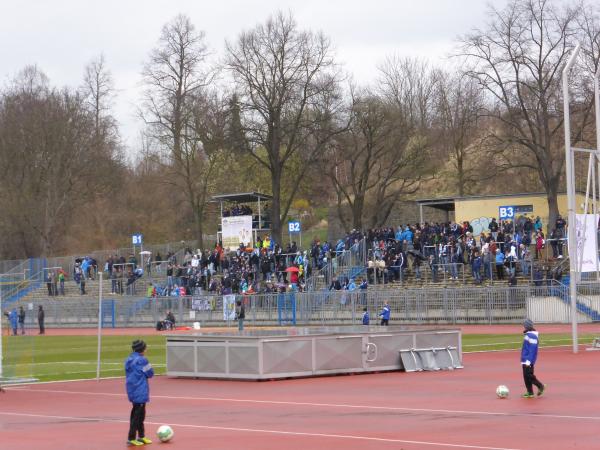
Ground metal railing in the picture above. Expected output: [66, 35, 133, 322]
[7, 281, 595, 329]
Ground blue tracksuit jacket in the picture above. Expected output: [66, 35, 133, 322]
[125, 351, 154, 403]
[379, 305, 391, 321]
[362, 311, 370, 325]
[520, 330, 539, 365]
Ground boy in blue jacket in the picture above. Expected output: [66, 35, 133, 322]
[125, 340, 154, 446]
[379, 301, 391, 326]
[521, 319, 545, 398]
[362, 307, 370, 325]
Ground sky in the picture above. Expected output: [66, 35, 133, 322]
[0, 0, 506, 154]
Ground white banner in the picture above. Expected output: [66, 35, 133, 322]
[223, 294, 236, 321]
[574, 214, 599, 272]
[222, 215, 253, 251]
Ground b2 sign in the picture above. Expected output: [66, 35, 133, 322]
[288, 221, 301, 233]
[499, 206, 514, 219]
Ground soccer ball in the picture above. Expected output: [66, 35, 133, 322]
[496, 385, 509, 399]
[156, 425, 174, 442]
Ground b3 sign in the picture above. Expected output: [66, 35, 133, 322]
[288, 221, 301, 233]
[499, 206, 514, 219]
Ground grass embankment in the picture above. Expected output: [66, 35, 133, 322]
[1, 333, 595, 382]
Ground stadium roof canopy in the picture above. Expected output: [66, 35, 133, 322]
[212, 192, 272, 203]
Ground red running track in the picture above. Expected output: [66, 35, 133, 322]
[1, 346, 599, 450]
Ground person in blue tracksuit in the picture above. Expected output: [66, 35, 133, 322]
[379, 301, 391, 326]
[362, 307, 370, 325]
[125, 340, 154, 446]
[521, 319, 545, 398]
[5, 309, 18, 336]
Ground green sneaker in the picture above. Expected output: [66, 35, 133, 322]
[521, 393, 534, 398]
[127, 440, 144, 446]
[537, 384, 546, 397]
[139, 437, 152, 445]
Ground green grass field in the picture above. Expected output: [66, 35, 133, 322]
[1, 332, 595, 383]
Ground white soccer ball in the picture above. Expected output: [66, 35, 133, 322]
[156, 424, 174, 442]
[496, 385, 509, 399]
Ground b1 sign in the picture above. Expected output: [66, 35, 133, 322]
[499, 206, 514, 219]
[132, 234, 143, 245]
[288, 221, 301, 233]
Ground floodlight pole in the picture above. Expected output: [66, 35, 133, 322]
[96, 271, 103, 380]
[563, 43, 581, 354]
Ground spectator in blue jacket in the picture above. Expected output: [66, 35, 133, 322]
[521, 319, 545, 398]
[125, 340, 154, 446]
[379, 301, 391, 326]
[362, 307, 370, 325]
[5, 309, 18, 336]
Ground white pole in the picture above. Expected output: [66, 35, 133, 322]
[562, 43, 581, 354]
[96, 271, 103, 380]
[594, 66, 600, 280]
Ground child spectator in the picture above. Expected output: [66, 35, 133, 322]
[362, 307, 370, 325]
[379, 301, 391, 326]
[125, 340, 154, 446]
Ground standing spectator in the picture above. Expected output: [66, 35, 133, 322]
[521, 319, 545, 398]
[49, 271, 57, 296]
[362, 307, 370, 325]
[38, 305, 45, 335]
[18, 306, 25, 335]
[5, 309, 18, 336]
[488, 218, 499, 241]
[46, 271, 53, 296]
[58, 270, 65, 295]
[155, 252, 163, 273]
[111, 268, 118, 294]
[535, 232, 545, 260]
[496, 249, 505, 280]
[235, 299, 245, 331]
[379, 301, 391, 326]
[471, 251, 482, 284]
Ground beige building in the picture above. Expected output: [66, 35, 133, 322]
[417, 192, 590, 236]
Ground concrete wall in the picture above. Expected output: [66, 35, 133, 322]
[455, 193, 587, 236]
[526, 295, 600, 323]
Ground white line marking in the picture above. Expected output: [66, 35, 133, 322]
[10, 387, 600, 422]
[0, 411, 522, 450]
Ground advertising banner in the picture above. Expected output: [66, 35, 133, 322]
[222, 215, 252, 251]
[223, 294, 236, 321]
[573, 214, 599, 272]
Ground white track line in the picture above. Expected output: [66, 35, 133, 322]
[9, 387, 600, 422]
[0, 411, 522, 450]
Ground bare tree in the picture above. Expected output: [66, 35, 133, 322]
[226, 11, 343, 244]
[458, 0, 597, 231]
[436, 71, 485, 196]
[141, 14, 217, 247]
[82, 54, 115, 138]
[330, 87, 428, 230]
[0, 66, 120, 257]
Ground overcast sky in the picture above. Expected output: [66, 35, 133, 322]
[1, 0, 505, 154]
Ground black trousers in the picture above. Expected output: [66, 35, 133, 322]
[522, 364, 543, 394]
[128, 403, 146, 441]
[39, 319, 45, 334]
[380, 319, 389, 326]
